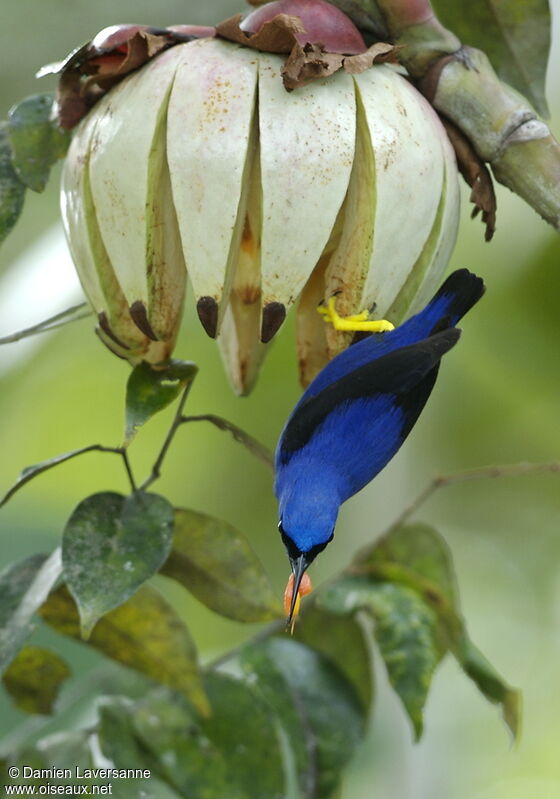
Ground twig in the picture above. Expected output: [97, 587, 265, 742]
[120, 450, 137, 494]
[387, 460, 560, 532]
[0, 303, 91, 345]
[0, 444, 137, 508]
[180, 414, 274, 471]
[140, 379, 196, 491]
[140, 401, 274, 491]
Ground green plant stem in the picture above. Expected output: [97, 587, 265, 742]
[386, 460, 560, 533]
[0, 444, 137, 508]
[0, 303, 91, 345]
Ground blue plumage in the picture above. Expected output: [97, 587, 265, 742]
[275, 269, 484, 617]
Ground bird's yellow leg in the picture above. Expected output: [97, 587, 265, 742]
[317, 296, 395, 333]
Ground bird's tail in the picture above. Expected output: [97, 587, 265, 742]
[426, 269, 485, 329]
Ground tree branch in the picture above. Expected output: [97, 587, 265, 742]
[0, 303, 91, 345]
[0, 444, 137, 508]
[420, 47, 560, 229]
[386, 460, 560, 533]
[329, 0, 560, 230]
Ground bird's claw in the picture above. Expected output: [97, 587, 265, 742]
[317, 296, 395, 333]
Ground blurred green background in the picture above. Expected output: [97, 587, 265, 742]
[1, 2, 559, 797]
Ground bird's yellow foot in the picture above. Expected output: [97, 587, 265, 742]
[317, 296, 395, 333]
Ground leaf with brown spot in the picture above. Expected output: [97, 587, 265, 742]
[216, 13, 305, 53]
[441, 118, 497, 241]
[162, 508, 282, 622]
[2, 646, 70, 715]
[40, 583, 209, 716]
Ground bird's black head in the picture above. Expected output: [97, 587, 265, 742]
[279, 521, 333, 624]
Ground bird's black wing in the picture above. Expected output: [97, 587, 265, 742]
[430, 268, 486, 324]
[279, 327, 460, 460]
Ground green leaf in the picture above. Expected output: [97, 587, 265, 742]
[355, 523, 458, 606]
[318, 576, 441, 739]
[0, 123, 26, 246]
[199, 672, 286, 798]
[40, 583, 209, 716]
[8, 730, 101, 796]
[456, 636, 520, 739]
[432, 0, 551, 117]
[97, 697, 183, 798]
[347, 524, 520, 738]
[111, 772, 183, 799]
[2, 645, 70, 715]
[101, 691, 235, 798]
[7, 94, 70, 192]
[240, 637, 366, 799]
[354, 524, 457, 603]
[124, 359, 198, 446]
[6, 732, 95, 788]
[104, 675, 285, 799]
[162, 508, 282, 622]
[98, 697, 150, 768]
[0, 549, 62, 671]
[293, 602, 373, 713]
[62, 491, 174, 638]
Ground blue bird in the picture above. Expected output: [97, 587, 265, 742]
[275, 269, 485, 623]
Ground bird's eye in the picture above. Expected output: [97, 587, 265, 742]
[278, 520, 284, 533]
